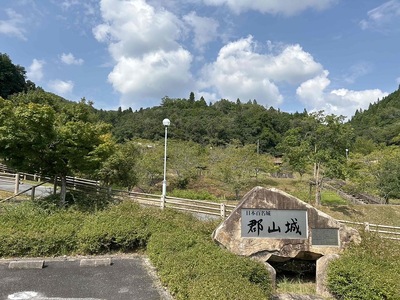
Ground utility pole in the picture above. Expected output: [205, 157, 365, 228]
[256, 139, 260, 183]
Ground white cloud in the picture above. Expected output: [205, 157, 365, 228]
[202, 0, 336, 15]
[108, 49, 193, 108]
[94, 0, 194, 109]
[296, 70, 330, 106]
[48, 79, 74, 96]
[0, 9, 27, 40]
[343, 62, 372, 84]
[195, 90, 219, 103]
[60, 53, 84, 65]
[265, 43, 324, 84]
[94, 0, 183, 59]
[296, 72, 388, 117]
[26, 59, 45, 82]
[199, 36, 323, 106]
[183, 11, 219, 50]
[359, 0, 400, 31]
[92, 0, 385, 116]
[61, 0, 80, 10]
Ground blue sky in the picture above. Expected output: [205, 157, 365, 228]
[1, 0, 399, 118]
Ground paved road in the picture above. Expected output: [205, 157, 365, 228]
[0, 256, 171, 300]
[0, 181, 53, 199]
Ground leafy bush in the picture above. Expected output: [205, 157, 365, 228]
[76, 202, 151, 254]
[39, 190, 116, 212]
[170, 189, 218, 201]
[147, 224, 272, 299]
[0, 202, 84, 256]
[327, 233, 400, 299]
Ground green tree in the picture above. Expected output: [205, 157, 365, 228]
[98, 140, 140, 191]
[209, 142, 266, 200]
[278, 112, 353, 204]
[189, 91, 195, 103]
[277, 128, 311, 179]
[135, 141, 164, 193]
[0, 93, 113, 206]
[0, 53, 27, 98]
[168, 140, 207, 189]
[371, 147, 400, 204]
[352, 136, 378, 155]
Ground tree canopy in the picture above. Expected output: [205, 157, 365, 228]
[96, 94, 304, 154]
[0, 91, 114, 205]
[0, 53, 29, 99]
[350, 89, 400, 146]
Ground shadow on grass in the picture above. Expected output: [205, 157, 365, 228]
[329, 205, 364, 218]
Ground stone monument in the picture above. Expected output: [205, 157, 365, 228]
[212, 186, 360, 297]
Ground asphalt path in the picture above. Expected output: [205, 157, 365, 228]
[0, 256, 172, 300]
[0, 181, 53, 198]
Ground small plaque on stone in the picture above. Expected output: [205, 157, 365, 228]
[312, 228, 339, 246]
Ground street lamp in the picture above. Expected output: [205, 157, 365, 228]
[161, 118, 170, 207]
[345, 148, 349, 160]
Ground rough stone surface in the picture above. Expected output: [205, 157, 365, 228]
[316, 254, 339, 298]
[80, 258, 112, 267]
[212, 187, 360, 262]
[8, 260, 44, 269]
[263, 261, 276, 289]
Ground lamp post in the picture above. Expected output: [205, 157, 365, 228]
[161, 118, 170, 208]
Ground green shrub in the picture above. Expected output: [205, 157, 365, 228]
[170, 189, 218, 201]
[0, 202, 84, 256]
[39, 190, 115, 212]
[147, 226, 272, 299]
[327, 233, 400, 299]
[76, 202, 150, 254]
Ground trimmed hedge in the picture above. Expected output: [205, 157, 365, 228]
[147, 228, 271, 299]
[76, 203, 151, 253]
[0, 201, 272, 299]
[0, 202, 84, 256]
[327, 233, 400, 299]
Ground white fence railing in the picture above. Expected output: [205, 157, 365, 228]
[0, 166, 398, 236]
[0, 171, 236, 218]
[338, 220, 400, 241]
[105, 189, 236, 218]
[0, 172, 18, 183]
[0, 172, 24, 194]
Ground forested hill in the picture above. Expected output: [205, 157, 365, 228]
[4, 51, 400, 150]
[97, 87, 400, 151]
[96, 95, 308, 154]
[350, 87, 400, 145]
